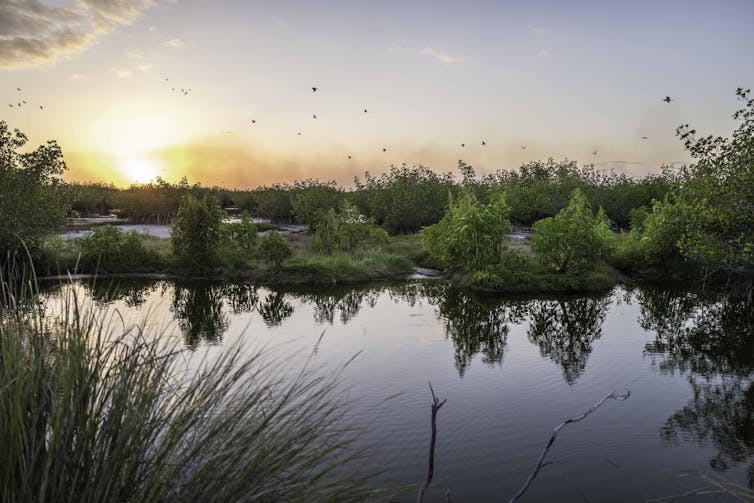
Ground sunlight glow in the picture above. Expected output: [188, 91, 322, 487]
[118, 157, 164, 184]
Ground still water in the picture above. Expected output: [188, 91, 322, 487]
[41, 279, 754, 502]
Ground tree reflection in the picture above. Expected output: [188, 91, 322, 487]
[421, 282, 526, 376]
[171, 282, 229, 349]
[526, 294, 612, 384]
[82, 279, 158, 308]
[642, 290, 754, 486]
[299, 286, 381, 325]
[257, 291, 293, 327]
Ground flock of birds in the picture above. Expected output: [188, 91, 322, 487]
[7, 88, 44, 110]
[6, 81, 674, 160]
[237, 85, 670, 159]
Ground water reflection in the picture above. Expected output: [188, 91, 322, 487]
[526, 294, 612, 384]
[258, 292, 293, 327]
[420, 283, 527, 376]
[642, 289, 754, 485]
[171, 283, 230, 348]
[83, 280, 161, 308]
[298, 288, 378, 325]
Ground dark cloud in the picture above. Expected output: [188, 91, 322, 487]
[0, 0, 154, 69]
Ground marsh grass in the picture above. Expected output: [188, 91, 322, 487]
[0, 266, 385, 502]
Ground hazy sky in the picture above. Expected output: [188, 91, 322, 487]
[1, 0, 753, 187]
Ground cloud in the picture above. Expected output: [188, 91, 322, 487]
[0, 0, 156, 69]
[137, 63, 152, 72]
[164, 37, 183, 48]
[528, 26, 549, 35]
[113, 68, 132, 78]
[537, 48, 550, 57]
[68, 73, 84, 79]
[421, 47, 464, 66]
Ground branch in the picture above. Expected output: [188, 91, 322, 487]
[508, 390, 631, 503]
[418, 381, 447, 503]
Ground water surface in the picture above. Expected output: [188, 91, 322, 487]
[41, 279, 754, 502]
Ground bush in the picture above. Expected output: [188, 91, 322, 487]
[531, 188, 615, 273]
[258, 231, 293, 266]
[0, 277, 378, 502]
[220, 212, 258, 253]
[421, 189, 512, 271]
[311, 202, 388, 255]
[171, 194, 225, 271]
[78, 225, 164, 273]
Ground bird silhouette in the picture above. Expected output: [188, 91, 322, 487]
[592, 150, 598, 155]
[641, 136, 648, 140]
[364, 108, 367, 113]
[8, 104, 12, 108]
[348, 155, 352, 159]
[251, 119, 256, 124]
[382, 148, 387, 152]
[663, 96, 672, 103]
[17, 88, 21, 91]
[521, 145, 527, 150]
[312, 87, 317, 92]
[461, 143, 465, 147]
[297, 132, 301, 135]
[17, 103, 21, 107]
[172, 88, 175, 92]
[312, 114, 317, 119]
[39, 106, 43, 110]
[481, 140, 486, 146]
[22, 100, 26, 104]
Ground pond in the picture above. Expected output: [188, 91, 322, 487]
[40, 279, 754, 502]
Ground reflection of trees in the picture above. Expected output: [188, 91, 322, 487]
[662, 378, 754, 487]
[171, 283, 230, 349]
[82, 279, 158, 308]
[421, 282, 527, 377]
[299, 286, 381, 325]
[642, 290, 754, 486]
[258, 292, 293, 327]
[526, 294, 612, 384]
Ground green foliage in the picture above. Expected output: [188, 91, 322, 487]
[531, 188, 616, 273]
[353, 164, 456, 234]
[280, 251, 413, 284]
[220, 212, 258, 253]
[258, 231, 293, 266]
[672, 88, 754, 273]
[311, 202, 388, 255]
[0, 278, 379, 502]
[171, 194, 225, 271]
[0, 121, 69, 260]
[290, 179, 345, 224]
[421, 189, 512, 271]
[78, 225, 166, 273]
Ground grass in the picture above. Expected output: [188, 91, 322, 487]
[0, 268, 386, 502]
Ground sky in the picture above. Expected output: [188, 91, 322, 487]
[1, 0, 753, 188]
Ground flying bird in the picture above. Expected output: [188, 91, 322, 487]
[312, 114, 317, 119]
[251, 119, 256, 124]
[39, 106, 43, 110]
[364, 108, 367, 113]
[663, 96, 672, 103]
[382, 148, 387, 152]
[481, 140, 486, 146]
[297, 132, 301, 135]
[461, 143, 465, 147]
[593, 150, 598, 155]
[521, 145, 527, 150]
[641, 136, 648, 140]
[348, 155, 352, 159]
[8, 104, 12, 108]
[312, 86, 317, 92]
[17, 88, 21, 91]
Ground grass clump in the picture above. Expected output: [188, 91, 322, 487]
[0, 271, 382, 503]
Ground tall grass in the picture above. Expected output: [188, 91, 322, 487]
[0, 267, 383, 502]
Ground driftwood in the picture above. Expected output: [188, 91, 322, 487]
[508, 390, 631, 503]
[417, 382, 447, 503]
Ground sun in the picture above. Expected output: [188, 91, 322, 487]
[118, 157, 164, 184]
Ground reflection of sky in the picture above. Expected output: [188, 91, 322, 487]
[38, 280, 754, 500]
[3, 1, 753, 187]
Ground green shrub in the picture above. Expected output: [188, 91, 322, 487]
[171, 194, 225, 271]
[219, 212, 258, 263]
[258, 231, 293, 266]
[78, 225, 164, 273]
[421, 189, 512, 271]
[311, 202, 388, 255]
[531, 188, 616, 273]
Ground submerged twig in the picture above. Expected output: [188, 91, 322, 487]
[418, 381, 447, 503]
[509, 390, 631, 503]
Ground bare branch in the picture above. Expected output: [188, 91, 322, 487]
[508, 390, 631, 503]
[418, 381, 447, 503]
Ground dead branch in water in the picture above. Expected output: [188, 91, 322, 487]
[418, 381, 447, 503]
[508, 390, 631, 503]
